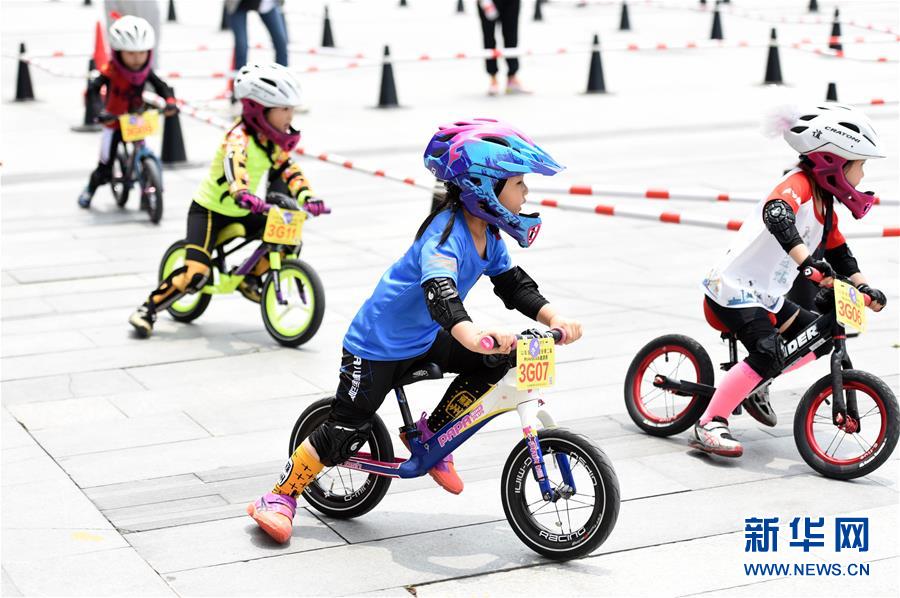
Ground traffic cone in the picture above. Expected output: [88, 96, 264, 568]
[71, 59, 103, 131]
[83, 0, 91, 5]
[377, 45, 399, 108]
[14, 43, 35, 102]
[763, 28, 783, 85]
[619, 1, 631, 31]
[167, 0, 177, 22]
[826, 81, 838, 101]
[162, 89, 188, 166]
[808, 0, 819, 13]
[700, 0, 707, 5]
[534, 0, 543, 22]
[829, 8, 842, 52]
[322, 6, 335, 48]
[457, 0, 465, 14]
[400, 0, 408, 6]
[93, 20, 109, 69]
[220, 1, 229, 31]
[586, 33, 606, 94]
[710, 2, 723, 40]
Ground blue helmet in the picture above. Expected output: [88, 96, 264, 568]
[423, 118, 564, 247]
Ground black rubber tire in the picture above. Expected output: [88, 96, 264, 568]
[794, 369, 899, 480]
[141, 157, 163, 224]
[624, 334, 715, 437]
[289, 397, 393, 519]
[158, 240, 211, 323]
[501, 429, 619, 560]
[111, 145, 131, 207]
[261, 259, 325, 347]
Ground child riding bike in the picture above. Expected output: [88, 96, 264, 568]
[128, 62, 327, 337]
[77, 15, 178, 209]
[694, 103, 888, 458]
[247, 118, 584, 544]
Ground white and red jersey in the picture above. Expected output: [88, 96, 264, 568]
[702, 169, 846, 312]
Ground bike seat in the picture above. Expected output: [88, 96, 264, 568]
[216, 223, 246, 247]
[703, 299, 731, 333]
[395, 362, 443, 388]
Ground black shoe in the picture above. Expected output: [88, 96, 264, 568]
[129, 304, 156, 338]
[742, 384, 777, 427]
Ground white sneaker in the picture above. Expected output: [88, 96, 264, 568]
[689, 416, 743, 457]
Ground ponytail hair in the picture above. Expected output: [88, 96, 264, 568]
[415, 182, 462, 246]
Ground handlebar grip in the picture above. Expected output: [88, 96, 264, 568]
[480, 336, 496, 351]
[550, 328, 566, 344]
[805, 267, 825, 284]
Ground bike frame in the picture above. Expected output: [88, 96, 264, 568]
[121, 138, 163, 191]
[653, 308, 860, 428]
[199, 237, 302, 307]
[338, 367, 577, 502]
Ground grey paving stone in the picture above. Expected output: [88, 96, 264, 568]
[84, 473, 207, 511]
[8, 396, 127, 431]
[104, 495, 231, 531]
[128, 508, 347, 573]
[2, 477, 113, 531]
[32, 412, 211, 456]
[1, 330, 96, 358]
[0, 369, 146, 405]
[0, 568, 23, 597]
[2, 547, 175, 597]
[0, 529, 128, 562]
[1, 408, 32, 450]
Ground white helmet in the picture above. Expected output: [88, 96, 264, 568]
[783, 103, 884, 160]
[233, 63, 303, 108]
[108, 15, 156, 52]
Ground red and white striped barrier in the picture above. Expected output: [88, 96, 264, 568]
[537, 197, 900, 239]
[21, 42, 362, 61]
[2, 53, 85, 78]
[528, 184, 899, 207]
[789, 44, 899, 63]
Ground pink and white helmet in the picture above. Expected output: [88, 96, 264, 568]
[233, 63, 303, 151]
[783, 103, 884, 219]
[108, 15, 155, 85]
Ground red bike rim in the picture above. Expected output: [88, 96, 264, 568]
[805, 381, 888, 466]
[632, 345, 701, 425]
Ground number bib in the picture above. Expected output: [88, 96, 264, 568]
[263, 208, 305, 245]
[834, 278, 866, 333]
[119, 110, 160, 142]
[516, 337, 556, 390]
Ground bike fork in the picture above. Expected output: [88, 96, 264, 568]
[518, 399, 576, 502]
[830, 331, 860, 432]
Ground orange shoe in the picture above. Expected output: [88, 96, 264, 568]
[401, 412, 464, 495]
[247, 492, 296, 543]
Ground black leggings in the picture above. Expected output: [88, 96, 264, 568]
[184, 201, 267, 265]
[478, 0, 521, 76]
[309, 330, 509, 462]
[705, 297, 831, 378]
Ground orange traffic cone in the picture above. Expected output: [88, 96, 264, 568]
[93, 20, 110, 69]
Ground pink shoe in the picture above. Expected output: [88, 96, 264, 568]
[401, 412, 465, 495]
[487, 78, 500, 96]
[505, 76, 531, 95]
[247, 492, 296, 543]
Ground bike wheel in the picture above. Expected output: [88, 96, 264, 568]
[794, 369, 899, 480]
[158, 241, 211, 322]
[289, 397, 393, 519]
[501, 429, 620, 560]
[140, 157, 163, 224]
[111, 145, 131, 207]
[624, 334, 714, 436]
[261, 259, 325, 347]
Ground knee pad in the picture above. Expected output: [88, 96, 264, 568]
[745, 331, 786, 379]
[173, 260, 210, 293]
[308, 419, 373, 467]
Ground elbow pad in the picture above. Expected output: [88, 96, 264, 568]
[490, 266, 549, 320]
[824, 243, 860, 278]
[763, 199, 803, 253]
[422, 277, 471, 331]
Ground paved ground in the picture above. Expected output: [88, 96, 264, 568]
[2, 0, 898, 596]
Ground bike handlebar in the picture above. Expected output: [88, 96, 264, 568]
[806, 269, 873, 307]
[481, 328, 566, 351]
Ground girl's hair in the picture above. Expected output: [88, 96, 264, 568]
[414, 179, 508, 246]
[416, 182, 463, 246]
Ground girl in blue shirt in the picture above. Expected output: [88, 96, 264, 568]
[248, 119, 583, 544]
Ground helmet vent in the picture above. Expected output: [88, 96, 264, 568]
[260, 77, 277, 87]
[839, 122, 860, 133]
[799, 114, 817, 121]
[482, 136, 510, 147]
[790, 126, 808, 133]
[862, 134, 875, 145]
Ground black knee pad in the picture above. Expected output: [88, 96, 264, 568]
[738, 320, 785, 379]
[309, 418, 373, 467]
[185, 271, 209, 293]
